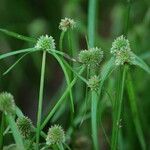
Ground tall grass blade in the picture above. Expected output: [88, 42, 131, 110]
[0, 48, 39, 60]
[126, 71, 146, 150]
[132, 53, 150, 74]
[0, 28, 36, 42]
[111, 65, 128, 150]
[6, 115, 25, 150]
[40, 67, 85, 130]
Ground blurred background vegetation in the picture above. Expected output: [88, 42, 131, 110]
[0, 0, 150, 149]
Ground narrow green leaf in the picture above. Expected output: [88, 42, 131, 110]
[41, 67, 85, 130]
[0, 28, 36, 42]
[3, 52, 31, 76]
[126, 71, 146, 150]
[6, 115, 25, 150]
[0, 48, 39, 60]
[49, 51, 74, 113]
[132, 53, 150, 74]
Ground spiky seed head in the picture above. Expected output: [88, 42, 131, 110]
[46, 125, 65, 146]
[59, 18, 76, 31]
[87, 75, 100, 91]
[0, 92, 15, 115]
[110, 35, 135, 65]
[35, 35, 55, 51]
[78, 47, 103, 68]
[16, 116, 33, 138]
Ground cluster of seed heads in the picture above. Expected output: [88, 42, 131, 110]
[59, 17, 76, 31]
[87, 75, 100, 91]
[46, 124, 65, 146]
[0, 92, 16, 115]
[111, 35, 135, 65]
[78, 47, 103, 69]
[16, 116, 33, 138]
[35, 35, 55, 51]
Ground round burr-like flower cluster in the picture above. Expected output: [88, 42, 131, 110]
[78, 47, 103, 68]
[111, 35, 135, 65]
[87, 75, 100, 91]
[0, 92, 16, 115]
[35, 35, 55, 51]
[46, 125, 65, 146]
[16, 116, 33, 138]
[59, 18, 76, 31]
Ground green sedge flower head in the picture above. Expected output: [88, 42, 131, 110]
[59, 18, 76, 31]
[35, 35, 55, 51]
[16, 116, 33, 138]
[87, 75, 100, 91]
[111, 35, 135, 65]
[78, 47, 103, 68]
[0, 92, 15, 115]
[46, 125, 65, 146]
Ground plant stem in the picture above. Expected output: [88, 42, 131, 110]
[0, 113, 4, 149]
[6, 115, 25, 150]
[88, 0, 97, 47]
[126, 71, 146, 150]
[91, 91, 99, 150]
[59, 31, 65, 51]
[40, 67, 85, 130]
[111, 65, 128, 150]
[36, 51, 47, 149]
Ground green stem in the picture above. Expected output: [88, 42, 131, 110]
[88, 0, 97, 47]
[59, 31, 65, 51]
[124, 0, 131, 36]
[91, 91, 99, 150]
[111, 65, 128, 150]
[0, 113, 5, 149]
[40, 67, 85, 130]
[6, 115, 25, 150]
[57, 143, 64, 150]
[126, 71, 146, 150]
[36, 51, 47, 149]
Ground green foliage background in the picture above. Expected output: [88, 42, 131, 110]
[0, 0, 150, 149]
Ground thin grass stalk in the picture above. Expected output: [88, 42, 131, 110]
[126, 70, 146, 150]
[0, 113, 4, 149]
[88, 0, 97, 47]
[111, 65, 128, 150]
[40, 67, 85, 130]
[91, 91, 99, 150]
[36, 51, 47, 149]
[6, 115, 25, 150]
[59, 31, 65, 52]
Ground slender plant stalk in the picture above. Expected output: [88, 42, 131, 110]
[88, 0, 97, 47]
[91, 91, 99, 150]
[126, 71, 146, 150]
[40, 67, 85, 130]
[36, 51, 47, 149]
[59, 31, 65, 51]
[6, 115, 25, 150]
[111, 65, 128, 150]
[0, 113, 4, 149]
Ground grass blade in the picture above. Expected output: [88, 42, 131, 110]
[49, 51, 74, 113]
[2, 52, 31, 76]
[0, 113, 5, 149]
[40, 67, 85, 130]
[111, 65, 128, 150]
[126, 71, 146, 150]
[132, 53, 150, 74]
[6, 115, 25, 150]
[0, 48, 39, 60]
[0, 28, 36, 42]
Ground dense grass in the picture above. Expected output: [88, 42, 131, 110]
[0, 0, 150, 150]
